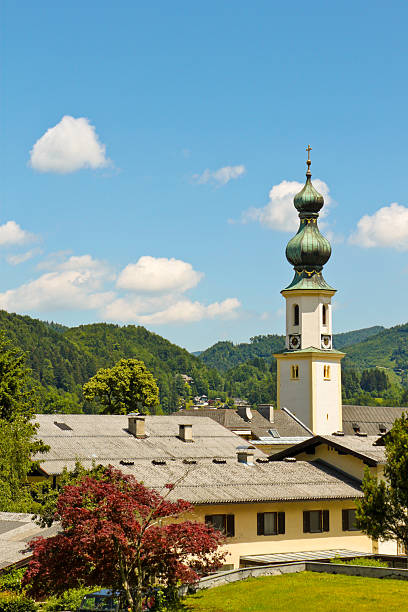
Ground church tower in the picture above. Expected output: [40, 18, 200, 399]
[275, 147, 344, 435]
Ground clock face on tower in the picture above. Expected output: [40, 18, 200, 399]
[321, 334, 332, 350]
[289, 334, 301, 350]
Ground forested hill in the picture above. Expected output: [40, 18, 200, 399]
[332, 326, 384, 350]
[0, 310, 223, 413]
[0, 308, 405, 411]
[343, 323, 408, 371]
[198, 326, 385, 372]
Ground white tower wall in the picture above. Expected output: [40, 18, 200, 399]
[284, 290, 334, 350]
[277, 353, 343, 435]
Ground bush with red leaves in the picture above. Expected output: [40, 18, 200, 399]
[23, 466, 225, 612]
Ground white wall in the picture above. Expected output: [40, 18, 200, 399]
[279, 358, 312, 430]
[285, 292, 332, 350]
[312, 359, 342, 434]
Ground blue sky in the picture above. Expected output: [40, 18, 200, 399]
[1, 1, 408, 350]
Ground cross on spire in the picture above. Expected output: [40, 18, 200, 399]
[306, 144, 312, 175]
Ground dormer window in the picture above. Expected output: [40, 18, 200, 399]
[293, 304, 299, 326]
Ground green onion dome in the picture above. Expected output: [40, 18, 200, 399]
[283, 149, 334, 292]
[293, 174, 324, 215]
[286, 218, 331, 270]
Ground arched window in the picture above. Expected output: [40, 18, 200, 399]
[293, 304, 299, 326]
[322, 304, 327, 326]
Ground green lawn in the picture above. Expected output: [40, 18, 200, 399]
[184, 572, 408, 612]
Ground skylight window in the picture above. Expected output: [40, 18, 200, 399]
[53, 421, 73, 431]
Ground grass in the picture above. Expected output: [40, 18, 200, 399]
[184, 572, 408, 612]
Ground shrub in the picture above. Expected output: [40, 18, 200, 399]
[41, 586, 100, 612]
[330, 556, 388, 567]
[0, 567, 26, 593]
[0, 592, 37, 611]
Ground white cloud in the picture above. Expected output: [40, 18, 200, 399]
[0, 221, 36, 246]
[349, 202, 408, 250]
[117, 256, 203, 293]
[0, 248, 241, 326]
[193, 165, 245, 186]
[103, 296, 240, 325]
[0, 254, 114, 312]
[242, 178, 331, 232]
[7, 249, 40, 265]
[104, 255, 240, 324]
[29, 115, 109, 174]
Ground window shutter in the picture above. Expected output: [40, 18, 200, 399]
[278, 512, 285, 534]
[323, 510, 330, 532]
[226, 514, 235, 537]
[257, 513, 264, 536]
[342, 509, 348, 531]
[303, 511, 310, 533]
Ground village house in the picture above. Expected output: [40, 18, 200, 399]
[31, 413, 372, 569]
[26, 153, 402, 569]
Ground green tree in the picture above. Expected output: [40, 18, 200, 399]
[36, 386, 82, 414]
[34, 461, 108, 528]
[83, 359, 159, 414]
[0, 331, 49, 511]
[0, 416, 48, 511]
[360, 368, 389, 393]
[0, 331, 36, 421]
[356, 413, 408, 550]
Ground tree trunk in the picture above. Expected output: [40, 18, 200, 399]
[118, 551, 137, 612]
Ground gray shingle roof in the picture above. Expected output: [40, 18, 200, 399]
[175, 408, 310, 438]
[0, 513, 59, 569]
[269, 434, 386, 466]
[342, 405, 407, 436]
[33, 414, 264, 475]
[33, 414, 361, 505]
[98, 458, 363, 504]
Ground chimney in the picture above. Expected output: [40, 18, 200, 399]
[257, 404, 274, 422]
[237, 405, 252, 421]
[237, 446, 255, 466]
[128, 414, 147, 439]
[178, 423, 194, 442]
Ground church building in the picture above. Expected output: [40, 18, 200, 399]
[275, 149, 344, 435]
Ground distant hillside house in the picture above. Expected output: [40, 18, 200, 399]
[31, 414, 373, 569]
[180, 374, 194, 384]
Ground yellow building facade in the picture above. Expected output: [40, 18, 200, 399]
[191, 500, 372, 568]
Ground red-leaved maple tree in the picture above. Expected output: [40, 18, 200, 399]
[23, 466, 225, 612]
